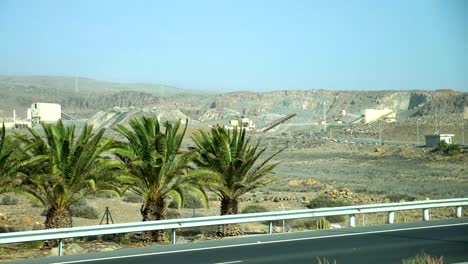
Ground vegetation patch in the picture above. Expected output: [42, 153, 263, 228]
[432, 141, 461, 156]
[0, 195, 19, 205]
[122, 191, 143, 203]
[241, 204, 269, 214]
[402, 253, 443, 264]
[306, 196, 350, 222]
[288, 218, 330, 230]
[70, 201, 99, 219]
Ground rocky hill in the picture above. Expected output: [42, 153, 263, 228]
[0, 75, 209, 118]
[0, 76, 466, 128]
[203, 90, 467, 125]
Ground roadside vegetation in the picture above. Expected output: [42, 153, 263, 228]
[0, 123, 25, 195]
[14, 121, 121, 229]
[432, 141, 461, 156]
[0, 118, 278, 241]
[0, 118, 284, 242]
[192, 126, 285, 235]
[402, 253, 444, 264]
[112, 117, 218, 242]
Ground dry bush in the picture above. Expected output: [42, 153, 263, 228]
[289, 218, 330, 230]
[0, 195, 19, 205]
[317, 257, 337, 264]
[403, 254, 443, 264]
[122, 191, 143, 203]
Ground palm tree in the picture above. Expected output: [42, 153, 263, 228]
[113, 117, 214, 242]
[0, 123, 23, 194]
[17, 120, 121, 229]
[192, 126, 284, 224]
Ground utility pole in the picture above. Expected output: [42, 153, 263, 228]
[75, 76, 79, 93]
[323, 102, 327, 133]
[462, 114, 465, 145]
[416, 119, 420, 146]
[378, 120, 382, 143]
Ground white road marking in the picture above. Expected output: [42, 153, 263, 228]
[213, 261, 243, 264]
[52, 222, 467, 264]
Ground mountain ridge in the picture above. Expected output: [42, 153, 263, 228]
[0, 76, 466, 123]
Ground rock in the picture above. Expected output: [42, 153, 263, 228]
[65, 244, 86, 255]
[99, 247, 115, 252]
[32, 222, 44, 230]
[50, 247, 60, 256]
[20, 215, 32, 225]
[330, 224, 342, 229]
[0, 225, 10, 233]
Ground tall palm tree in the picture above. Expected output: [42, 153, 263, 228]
[0, 123, 24, 194]
[113, 117, 214, 242]
[192, 126, 284, 217]
[17, 120, 121, 229]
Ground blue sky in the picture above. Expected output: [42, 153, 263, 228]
[0, 0, 467, 92]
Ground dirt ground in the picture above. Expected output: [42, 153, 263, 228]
[0, 137, 467, 262]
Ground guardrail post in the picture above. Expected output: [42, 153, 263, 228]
[58, 239, 63, 256]
[456, 207, 463, 218]
[268, 221, 273, 234]
[387, 211, 395, 224]
[349, 214, 356, 227]
[422, 209, 430, 221]
[171, 229, 176, 244]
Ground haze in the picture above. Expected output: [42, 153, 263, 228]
[0, 0, 467, 92]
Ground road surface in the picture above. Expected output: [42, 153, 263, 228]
[12, 218, 468, 264]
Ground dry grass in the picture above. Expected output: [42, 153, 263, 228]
[402, 254, 444, 264]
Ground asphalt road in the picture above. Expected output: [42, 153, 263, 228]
[12, 218, 468, 264]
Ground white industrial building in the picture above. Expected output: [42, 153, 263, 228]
[29, 102, 61, 125]
[425, 134, 455, 147]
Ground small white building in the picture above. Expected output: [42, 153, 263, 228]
[425, 134, 455, 147]
[30, 102, 61, 125]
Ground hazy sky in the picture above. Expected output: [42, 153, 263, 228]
[1, 0, 467, 92]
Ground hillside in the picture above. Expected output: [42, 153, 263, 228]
[200, 90, 467, 125]
[0, 75, 210, 118]
[0, 76, 466, 126]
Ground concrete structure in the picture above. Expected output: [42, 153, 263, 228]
[364, 108, 396, 124]
[30, 102, 61, 125]
[229, 117, 255, 131]
[425, 133, 455, 147]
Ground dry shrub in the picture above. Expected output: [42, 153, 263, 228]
[0, 195, 18, 205]
[317, 257, 337, 264]
[403, 254, 443, 264]
[241, 204, 269, 214]
[307, 196, 350, 222]
[122, 191, 143, 203]
[289, 218, 330, 230]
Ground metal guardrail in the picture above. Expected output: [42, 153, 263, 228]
[0, 198, 467, 256]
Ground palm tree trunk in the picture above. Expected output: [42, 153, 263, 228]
[44, 206, 72, 247]
[141, 197, 167, 243]
[219, 198, 242, 237]
[45, 206, 72, 229]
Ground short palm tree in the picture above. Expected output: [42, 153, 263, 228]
[0, 123, 23, 194]
[17, 120, 121, 229]
[192, 126, 284, 217]
[113, 117, 214, 242]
